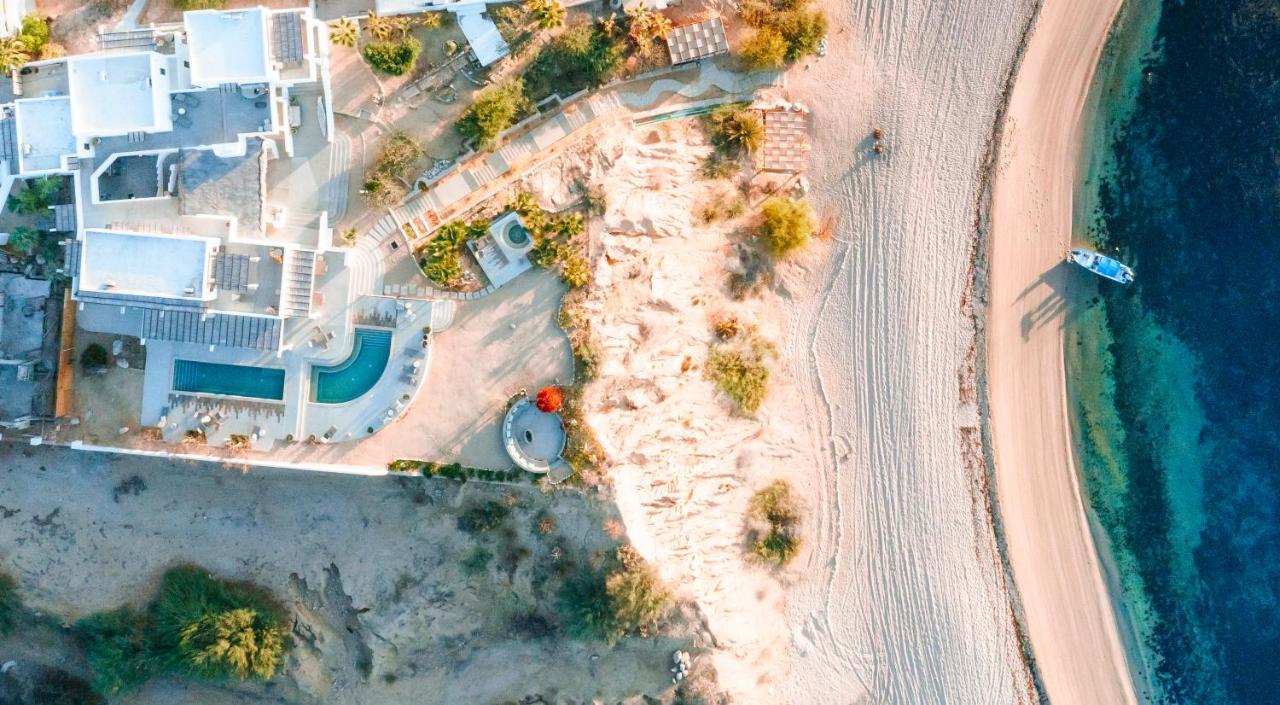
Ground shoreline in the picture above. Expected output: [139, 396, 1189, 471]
[985, 0, 1138, 704]
[1066, 0, 1166, 697]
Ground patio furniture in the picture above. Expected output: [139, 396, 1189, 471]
[174, 114, 193, 129]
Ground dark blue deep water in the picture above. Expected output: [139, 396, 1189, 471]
[1069, 1, 1280, 703]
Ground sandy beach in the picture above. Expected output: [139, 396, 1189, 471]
[986, 0, 1137, 703]
[773, 0, 1045, 701]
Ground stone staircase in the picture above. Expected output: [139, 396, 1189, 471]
[281, 249, 316, 317]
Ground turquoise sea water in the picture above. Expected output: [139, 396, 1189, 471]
[1069, 1, 1280, 702]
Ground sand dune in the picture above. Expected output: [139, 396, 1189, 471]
[775, 0, 1043, 701]
[987, 0, 1138, 703]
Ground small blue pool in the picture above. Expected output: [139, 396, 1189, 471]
[310, 328, 394, 404]
[173, 360, 286, 400]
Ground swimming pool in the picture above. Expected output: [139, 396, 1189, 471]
[172, 359, 286, 400]
[310, 328, 393, 404]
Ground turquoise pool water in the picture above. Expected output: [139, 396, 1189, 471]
[310, 328, 393, 404]
[172, 360, 286, 400]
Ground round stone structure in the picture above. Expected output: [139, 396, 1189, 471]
[502, 397, 566, 473]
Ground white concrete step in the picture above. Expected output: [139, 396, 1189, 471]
[429, 300, 456, 332]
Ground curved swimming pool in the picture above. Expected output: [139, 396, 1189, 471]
[309, 328, 393, 404]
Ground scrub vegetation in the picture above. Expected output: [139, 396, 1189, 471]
[558, 545, 672, 643]
[363, 132, 424, 208]
[706, 326, 775, 414]
[738, 0, 828, 70]
[746, 480, 802, 566]
[75, 565, 289, 695]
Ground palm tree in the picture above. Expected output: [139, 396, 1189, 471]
[626, 6, 673, 56]
[388, 15, 414, 39]
[597, 13, 620, 38]
[525, 0, 565, 30]
[0, 38, 28, 74]
[364, 12, 394, 41]
[417, 12, 443, 31]
[327, 18, 358, 48]
[724, 111, 764, 154]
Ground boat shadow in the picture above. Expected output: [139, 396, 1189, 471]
[1017, 260, 1085, 340]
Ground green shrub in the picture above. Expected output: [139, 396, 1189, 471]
[758, 196, 813, 257]
[363, 132, 422, 208]
[15, 15, 49, 55]
[736, 3, 826, 65]
[740, 27, 788, 70]
[80, 343, 110, 372]
[523, 24, 624, 101]
[457, 500, 511, 534]
[8, 176, 60, 214]
[177, 608, 286, 680]
[76, 607, 154, 695]
[560, 254, 591, 288]
[706, 331, 774, 414]
[174, 0, 226, 8]
[0, 573, 20, 636]
[456, 79, 532, 149]
[77, 566, 289, 694]
[777, 8, 827, 61]
[6, 225, 38, 256]
[147, 566, 288, 681]
[558, 545, 670, 643]
[362, 37, 422, 75]
[747, 480, 801, 566]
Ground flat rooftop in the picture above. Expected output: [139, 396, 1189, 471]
[14, 97, 74, 173]
[67, 53, 170, 138]
[185, 9, 272, 86]
[79, 229, 215, 301]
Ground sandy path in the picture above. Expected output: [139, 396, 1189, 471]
[986, 0, 1137, 704]
[777, 0, 1040, 701]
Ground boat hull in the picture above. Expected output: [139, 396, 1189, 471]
[1069, 249, 1133, 284]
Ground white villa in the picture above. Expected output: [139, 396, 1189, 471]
[0, 7, 450, 450]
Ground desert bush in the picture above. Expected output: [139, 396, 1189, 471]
[777, 8, 827, 61]
[376, 132, 424, 175]
[362, 37, 422, 75]
[560, 254, 591, 288]
[175, 0, 225, 9]
[80, 343, 110, 372]
[0, 573, 19, 636]
[747, 480, 801, 566]
[740, 26, 788, 69]
[737, 2, 826, 67]
[148, 566, 288, 681]
[458, 500, 512, 534]
[706, 331, 775, 414]
[713, 317, 741, 340]
[76, 607, 154, 694]
[456, 79, 532, 149]
[523, 24, 624, 101]
[559, 545, 671, 643]
[363, 133, 423, 207]
[77, 566, 289, 694]
[758, 196, 813, 257]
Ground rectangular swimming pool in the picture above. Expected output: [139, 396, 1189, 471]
[172, 359, 286, 401]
